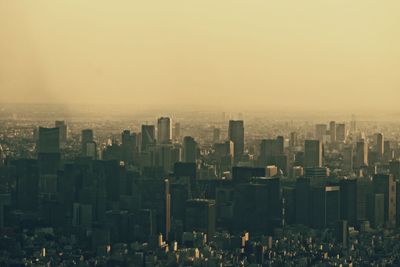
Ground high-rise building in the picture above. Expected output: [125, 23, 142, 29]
[55, 120, 67, 144]
[339, 179, 357, 226]
[121, 130, 137, 164]
[336, 124, 346, 142]
[81, 129, 94, 155]
[366, 193, 385, 228]
[157, 117, 172, 144]
[37, 127, 60, 154]
[295, 177, 311, 226]
[185, 199, 216, 238]
[141, 125, 156, 152]
[343, 145, 354, 172]
[355, 141, 368, 168]
[228, 120, 244, 163]
[304, 140, 323, 168]
[329, 121, 336, 143]
[376, 133, 384, 161]
[173, 122, 181, 141]
[311, 185, 340, 229]
[373, 174, 396, 228]
[183, 136, 197, 163]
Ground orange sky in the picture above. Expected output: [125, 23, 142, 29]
[0, 0, 399, 111]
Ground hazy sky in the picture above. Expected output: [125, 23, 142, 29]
[0, 0, 399, 110]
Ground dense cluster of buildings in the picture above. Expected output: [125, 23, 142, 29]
[1, 115, 400, 266]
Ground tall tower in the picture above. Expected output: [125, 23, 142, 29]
[157, 117, 172, 144]
[228, 120, 244, 163]
[336, 123, 346, 142]
[81, 129, 94, 156]
[183, 136, 197, 163]
[355, 140, 368, 168]
[329, 121, 336, 143]
[304, 140, 323, 168]
[141, 125, 156, 152]
[376, 133, 384, 161]
[37, 127, 60, 154]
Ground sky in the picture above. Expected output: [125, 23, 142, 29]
[0, 0, 399, 111]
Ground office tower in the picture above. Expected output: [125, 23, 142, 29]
[311, 185, 340, 229]
[390, 160, 400, 180]
[37, 127, 60, 154]
[275, 136, 284, 155]
[37, 127, 61, 175]
[329, 121, 336, 143]
[228, 120, 244, 163]
[289, 132, 298, 147]
[295, 177, 312, 226]
[81, 129, 94, 155]
[13, 159, 39, 211]
[185, 199, 216, 238]
[373, 174, 396, 227]
[133, 178, 171, 240]
[336, 123, 346, 142]
[141, 125, 156, 152]
[315, 124, 327, 141]
[351, 114, 357, 133]
[384, 141, 392, 162]
[214, 141, 234, 175]
[343, 146, 354, 172]
[213, 128, 220, 143]
[157, 117, 172, 144]
[233, 178, 281, 233]
[340, 179, 357, 226]
[304, 140, 323, 168]
[183, 136, 197, 163]
[355, 141, 368, 168]
[173, 122, 181, 141]
[259, 139, 275, 166]
[356, 176, 373, 221]
[55, 120, 67, 144]
[376, 133, 384, 161]
[366, 193, 385, 228]
[121, 130, 137, 164]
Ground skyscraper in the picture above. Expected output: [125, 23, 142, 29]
[336, 123, 346, 142]
[173, 122, 181, 141]
[157, 117, 172, 144]
[304, 140, 323, 168]
[228, 120, 244, 163]
[141, 125, 156, 152]
[329, 121, 336, 143]
[373, 174, 396, 228]
[185, 199, 216, 237]
[355, 141, 368, 168]
[37, 127, 60, 154]
[376, 133, 384, 161]
[81, 129, 94, 156]
[121, 130, 137, 164]
[183, 136, 197, 163]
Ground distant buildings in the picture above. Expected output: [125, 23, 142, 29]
[157, 117, 172, 144]
[228, 120, 244, 163]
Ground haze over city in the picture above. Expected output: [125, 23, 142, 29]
[1, 0, 400, 111]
